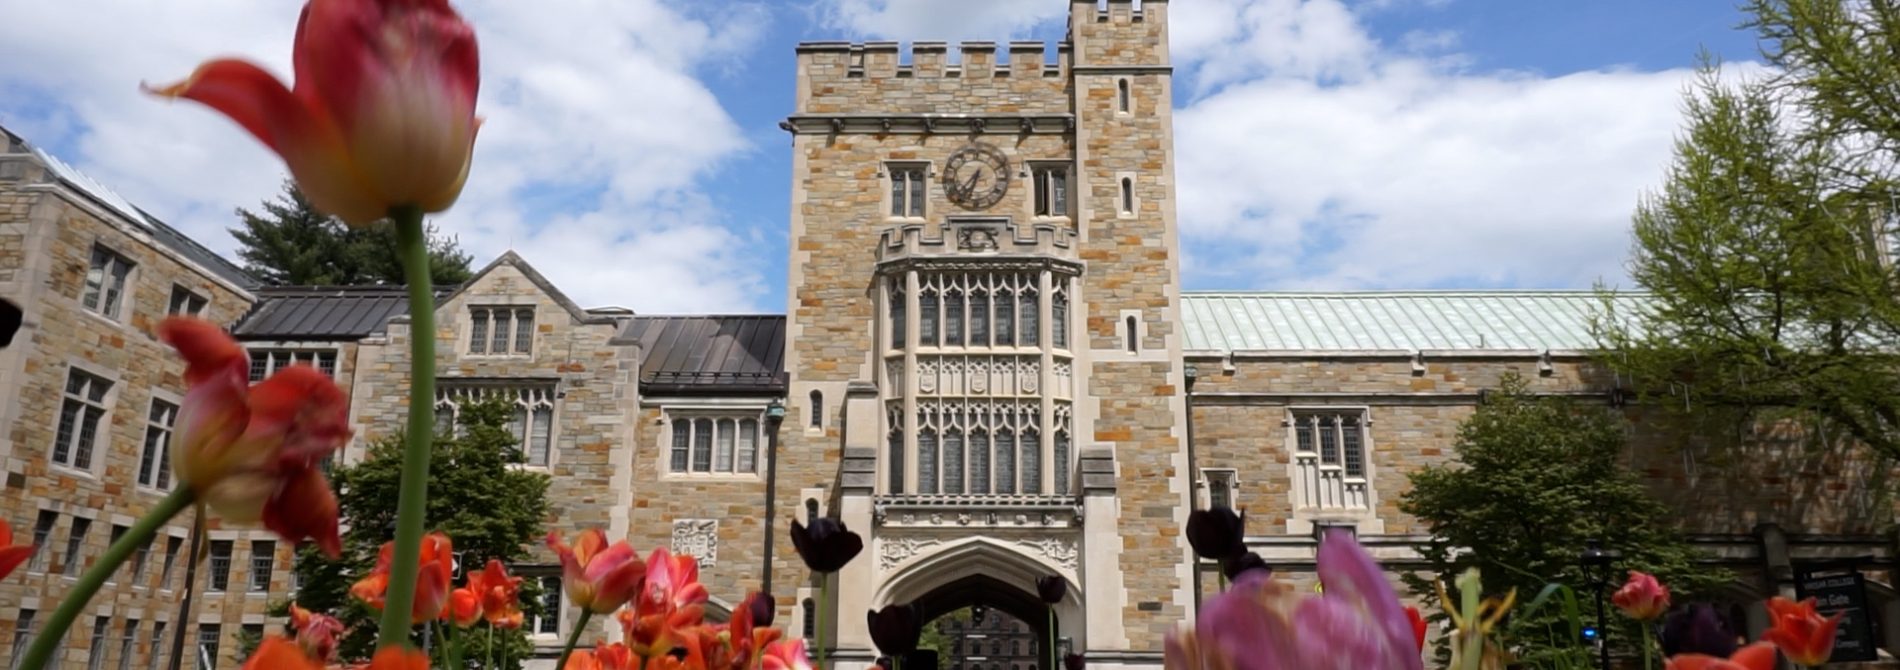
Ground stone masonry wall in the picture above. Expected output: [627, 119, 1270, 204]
[0, 159, 292, 670]
[347, 257, 635, 649]
[797, 42, 1073, 116]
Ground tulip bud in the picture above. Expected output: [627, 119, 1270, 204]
[1036, 575, 1067, 605]
[1185, 508, 1247, 561]
[790, 517, 864, 574]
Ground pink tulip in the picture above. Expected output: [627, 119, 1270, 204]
[1165, 530, 1423, 670]
[1613, 571, 1671, 621]
[147, 0, 480, 226]
[547, 530, 647, 614]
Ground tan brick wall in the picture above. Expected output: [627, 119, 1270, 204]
[0, 160, 297, 670]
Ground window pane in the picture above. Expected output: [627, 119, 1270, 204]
[946, 292, 963, 346]
[317, 352, 337, 378]
[942, 430, 964, 494]
[888, 429, 905, 494]
[970, 431, 990, 494]
[208, 541, 231, 591]
[917, 429, 938, 495]
[539, 576, 562, 634]
[469, 310, 488, 354]
[77, 406, 106, 469]
[30, 511, 56, 571]
[1210, 475, 1233, 509]
[434, 405, 455, 435]
[891, 291, 906, 349]
[1052, 169, 1068, 216]
[971, 291, 989, 345]
[509, 406, 528, 447]
[1053, 291, 1069, 349]
[531, 406, 553, 467]
[1022, 429, 1042, 494]
[64, 518, 91, 574]
[736, 419, 758, 473]
[250, 541, 275, 592]
[693, 419, 713, 472]
[118, 620, 138, 670]
[908, 170, 925, 217]
[891, 170, 905, 218]
[920, 291, 939, 346]
[1342, 416, 1365, 477]
[1296, 419, 1315, 454]
[196, 625, 220, 670]
[995, 290, 1014, 345]
[83, 250, 107, 310]
[1318, 416, 1338, 464]
[515, 310, 534, 353]
[671, 419, 690, 472]
[55, 398, 82, 465]
[491, 309, 511, 353]
[104, 258, 131, 317]
[1054, 431, 1071, 495]
[1019, 291, 1038, 347]
[995, 430, 1016, 494]
[715, 419, 735, 472]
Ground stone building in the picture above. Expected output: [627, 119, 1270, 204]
[1, 0, 1897, 669]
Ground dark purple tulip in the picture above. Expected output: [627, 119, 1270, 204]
[1036, 575, 1067, 605]
[867, 603, 924, 657]
[1220, 552, 1270, 581]
[0, 298, 20, 349]
[747, 591, 777, 627]
[1064, 653, 1085, 670]
[791, 517, 864, 573]
[1185, 508, 1246, 561]
[1660, 603, 1737, 659]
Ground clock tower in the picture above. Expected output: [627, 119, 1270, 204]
[778, 2, 1188, 667]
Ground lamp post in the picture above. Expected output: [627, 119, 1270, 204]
[1581, 540, 1621, 670]
[761, 398, 787, 596]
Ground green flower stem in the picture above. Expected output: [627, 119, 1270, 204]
[1047, 608, 1057, 670]
[21, 487, 195, 670]
[1641, 625, 1654, 670]
[556, 610, 595, 670]
[487, 624, 496, 670]
[378, 204, 438, 649]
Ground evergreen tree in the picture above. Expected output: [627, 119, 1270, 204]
[280, 397, 551, 666]
[231, 181, 477, 286]
[1400, 374, 1725, 666]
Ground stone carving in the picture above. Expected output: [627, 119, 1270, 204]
[880, 536, 943, 570]
[958, 226, 1000, 252]
[1014, 536, 1079, 571]
[671, 519, 718, 568]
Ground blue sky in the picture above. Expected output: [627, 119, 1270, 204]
[0, 0, 1764, 313]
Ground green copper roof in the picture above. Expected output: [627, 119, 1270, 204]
[1180, 290, 1652, 353]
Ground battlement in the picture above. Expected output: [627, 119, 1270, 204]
[796, 40, 1072, 80]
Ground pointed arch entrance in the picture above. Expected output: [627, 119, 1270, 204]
[874, 538, 1085, 670]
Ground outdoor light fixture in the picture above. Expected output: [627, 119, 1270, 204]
[762, 397, 787, 594]
[1580, 540, 1622, 670]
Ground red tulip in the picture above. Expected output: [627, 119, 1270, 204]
[159, 318, 349, 556]
[445, 586, 482, 628]
[1761, 596, 1841, 667]
[146, 0, 480, 226]
[1664, 641, 1777, 670]
[592, 643, 637, 670]
[0, 518, 34, 581]
[1405, 606, 1428, 652]
[351, 532, 455, 620]
[1612, 570, 1671, 621]
[243, 637, 323, 670]
[468, 559, 524, 627]
[547, 530, 646, 613]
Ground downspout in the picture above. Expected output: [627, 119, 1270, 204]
[1184, 362, 1201, 612]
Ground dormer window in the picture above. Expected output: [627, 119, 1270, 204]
[469, 307, 535, 356]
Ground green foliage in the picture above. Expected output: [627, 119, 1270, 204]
[1598, 5, 1900, 463]
[1400, 374, 1726, 664]
[231, 180, 476, 286]
[286, 396, 551, 666]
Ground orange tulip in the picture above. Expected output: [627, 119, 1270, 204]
[351, 532, 455, 620]
[243, 637, 323, 670]
[622, 547, 710, 655]
[146, 0, 480, 226]
[468, 559, 524, 627]
[1612, 570, 1670, 621]
[762, 639, 815, 670]
[546, 530, 646, 613]
[368, 646, 430, 670]
[0, 518, 34, 581]
[445, 586, 482, 627]
[1664, 641, 1777, 670]
[159, 318, 349, 556]
[594, 643, 638, 670]
[1761, 596, 1842, 667]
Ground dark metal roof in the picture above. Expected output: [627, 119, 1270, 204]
[232, 285, 453, 341]
[140, 213, 259, 289]
[614, 316, 786, 394]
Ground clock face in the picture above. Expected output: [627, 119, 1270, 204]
[943, 143, 1011, 210]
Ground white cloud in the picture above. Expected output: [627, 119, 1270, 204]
[1169, 0, 1738, 290]
[814, 0, 1067, 43]
[0, 0, 767, 312]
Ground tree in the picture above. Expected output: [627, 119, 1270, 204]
[1596, 59, 1900, 461]
[232, 180, 476, 286]
[1400, 374, 1726, 665]
[283, 397, 551, 666]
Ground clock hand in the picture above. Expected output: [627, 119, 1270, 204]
[961, 170, 981, 194]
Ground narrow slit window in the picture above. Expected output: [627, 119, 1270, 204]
[891, 289, 907, 349]
[1125, 316, 1139, 353]
[1053, 289, 1069, 349]
[916, 429, 938, 495]
[1120, 177, 1134, 214]
[1054, 431, 1072, 495]
[888, 428, 906, 494]
[809, 390, 824, 429]
[1118, 79, 1131, 113]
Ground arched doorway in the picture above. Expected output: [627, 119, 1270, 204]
[873, 538, 1083, 670]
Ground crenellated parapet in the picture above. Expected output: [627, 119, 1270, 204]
[795, 40, 1075, 116]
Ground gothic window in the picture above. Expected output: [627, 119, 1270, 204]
[943, 429, 965, 494]
[891, 287, 907, 349]
[971, 288, 990, 345]
[995, 288, 1014, 345]
[1018, 289, 1039, 347]
[534, 576, 562, 635]
[890, 165, 926, 218]
[1052, 287, 1069, 349]
[888, 424, 906, 494]
[1054, 430, 1072, 495]
[946, 289, 964, 346]
[920, 289, 940, 347]
[970, 430, 991, 494]
[995, 429, 1016, 494]
[468, 307, 535, 355]
[1292, 411, 1372, 509]
[917, 428, 938, 495]
[669, 414, 763, 475]
[436, 385, 557, 466]
[1022, 429, 1043, 494]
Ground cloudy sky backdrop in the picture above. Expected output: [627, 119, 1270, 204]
[0, 0, 1760, 312]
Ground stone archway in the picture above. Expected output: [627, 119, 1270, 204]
[874, 537, 1086, 667]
